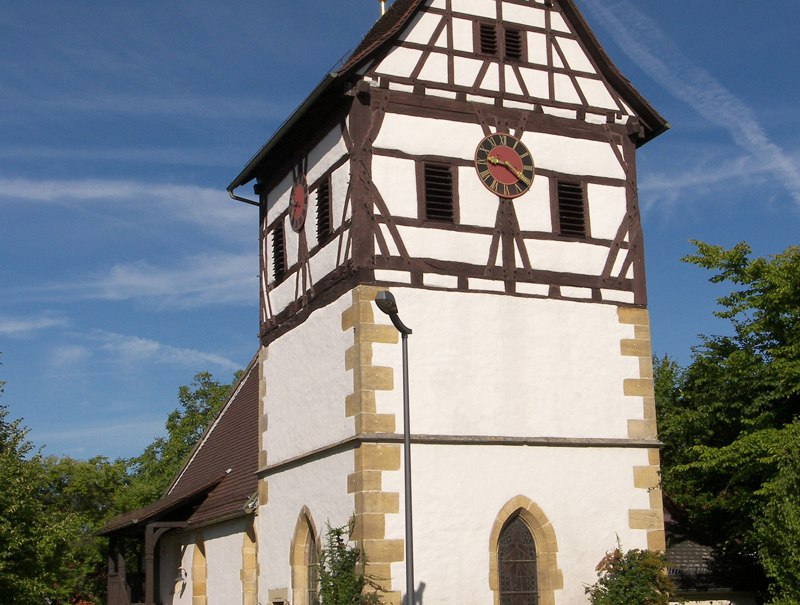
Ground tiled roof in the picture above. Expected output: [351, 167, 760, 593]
[168, 354, 260, 526]
[100, 354, 260, 535]
[338, 0, 424, 74]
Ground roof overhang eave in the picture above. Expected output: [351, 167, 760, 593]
[227, 72, 341, 194]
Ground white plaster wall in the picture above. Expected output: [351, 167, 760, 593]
[451, 0, 496, 19]
[374, 46, 422, 79]
[522, 131, 625, 179]
[370, 288, 642, 439]
[264, 293, 354, 463]
[266, 125, 346, 229]
[268, 268, 295, 317]
[372, 156, 418, 219]
[527, 32, 549, 66]
[503, 3, 545, 28]
[267, 173, 293, 226]
[588, 183, 627, 240]
[453, 56, 484, 88]
[380, 444, 653, 604]
[418, 51, 449, 83]
[396, 226, 494, 266]
[328, 162, 351, 238]
[451, 17, 473, 53]
[373, 114, 485, 161]
[527, 238, 610, 275]
[204, 518, 249, 603]
[308, 236, 340, 280]
[458, 165, 502, 226]
[370, 114, 635, 280]
[578, 77, 619, 110]
[558, 37, 596, 73]
[514, 175, 552, 232]
[553, 73, 582, 105]
[398, 11, 440, 45]
[376, 114, 625, 182]
[519, 65, 550, 98]
[158, 532, 194, 605]
[550, 12, 571, 33]
[307, 127, 348, 188]
[258, 451, 355, 598]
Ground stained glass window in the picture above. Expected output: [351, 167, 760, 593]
[498, 516, 538, 605]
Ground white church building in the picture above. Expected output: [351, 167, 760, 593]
[101, 1, 671, 603]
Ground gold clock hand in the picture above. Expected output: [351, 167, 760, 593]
[488, 155, 531, 185]
[504, 161, 532, 186]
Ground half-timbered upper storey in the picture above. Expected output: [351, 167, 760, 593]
[227, 0, 668, 343]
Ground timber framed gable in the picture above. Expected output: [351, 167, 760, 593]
[231, 0, 668, 345]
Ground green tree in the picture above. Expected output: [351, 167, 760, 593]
[40, 455, 130, 602]
[0, 390, 82, 603]
[318, 521, 382, 605]
[655, 242, 800, 601]
[585, 543, 673, 605]
[117, 370, 237, 511]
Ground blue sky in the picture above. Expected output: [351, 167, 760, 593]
[1, 1, 798, 459]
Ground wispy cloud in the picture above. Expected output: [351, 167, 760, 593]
[0, 145, 245, 168]
[0, 177, 254, 237]
[5, 93, 289, 121]
[50, 345, 91, 367]
[33, 418, 166, 459]
[88, 330, 241, 372]
[638, 153, 778, 209]
[0, 314, 67, 336]
[10, 251, 256, 308]
[583, 0, 800, 206]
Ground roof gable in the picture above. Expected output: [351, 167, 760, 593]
[228, 0, 666, 192]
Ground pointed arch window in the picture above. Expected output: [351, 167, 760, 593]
[307, 530, 320, 605]
[498, 515, 538, 605]
[291, 508, 320, 605]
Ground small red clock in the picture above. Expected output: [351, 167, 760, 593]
[474, 133, 535, 198]
[289, 179, 307, 232]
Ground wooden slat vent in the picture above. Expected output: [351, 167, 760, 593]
[505, 28, 523, 61]
[480, 23, 498, 55]
[557, 180, 586, 238]
[272, 221, 286, 280]
[316, 176, 331, 243]
[424, 163, 455, 222]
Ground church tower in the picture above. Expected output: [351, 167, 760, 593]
[226, 1, 668, 603]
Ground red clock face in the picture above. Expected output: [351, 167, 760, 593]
[474, 133, 535, 198]
[289, 181, 307, 232]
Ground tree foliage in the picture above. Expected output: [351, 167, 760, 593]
[655, 241, 800, 602]
[116, 370, 236, 512]
[318, 521, 383, 605]
[585, 543, 673, 605]
[0, 368, 236, 604]
[0, 390, 85, 604]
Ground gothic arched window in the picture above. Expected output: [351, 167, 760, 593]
[307, 530, 319, 605]
[498, 515, 538, 605]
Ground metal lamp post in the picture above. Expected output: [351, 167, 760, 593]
[374, 291, 414, 605]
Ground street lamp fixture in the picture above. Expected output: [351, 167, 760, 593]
[374, 291, 414, 605]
